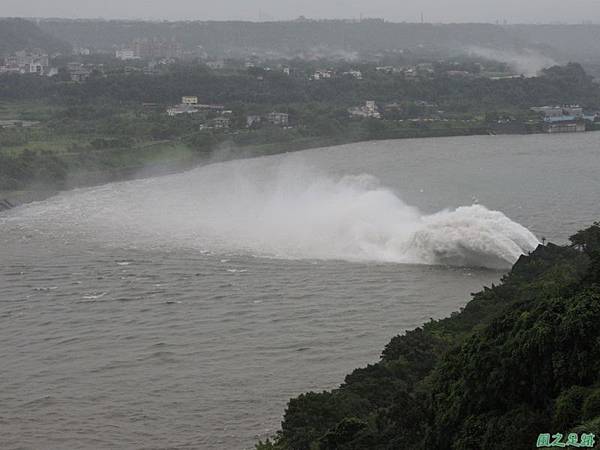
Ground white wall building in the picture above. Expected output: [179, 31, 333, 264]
[348, 100, 381, 119]
[116, 49, 137, 60]
[181, 96, 199, 105]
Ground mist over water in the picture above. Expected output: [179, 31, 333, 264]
[6, 158, 538, 269]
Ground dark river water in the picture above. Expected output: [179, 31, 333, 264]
[2, 133, 600, 449]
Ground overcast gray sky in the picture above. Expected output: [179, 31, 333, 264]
[2, 0, 599, 23]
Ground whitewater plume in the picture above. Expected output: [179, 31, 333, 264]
[2, 159, 539, 269]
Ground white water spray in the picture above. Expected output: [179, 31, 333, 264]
[3, 159, 539, 269]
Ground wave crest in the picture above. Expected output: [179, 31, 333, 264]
[408, 206, 539, 269]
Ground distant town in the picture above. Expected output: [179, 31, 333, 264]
[2, 43, 598, 136]
[2, 17, 600, 197]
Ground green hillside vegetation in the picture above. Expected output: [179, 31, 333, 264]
[258, 222, 600, 450]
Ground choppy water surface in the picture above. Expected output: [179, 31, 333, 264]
[2, 133, 600, 449]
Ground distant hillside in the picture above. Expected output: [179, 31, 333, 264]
[36, 19, 600, 63]
[0, 18, 71, 56]
[36, 19, 529, 56]
[510, 24, 600, 61]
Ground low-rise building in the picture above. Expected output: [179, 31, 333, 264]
[446, 70, 471, 78]
[0, 49, 50, 75]
[182, 96, 199, 105]
[544, 116, 586, 133]
[348, 100, 381, 119]
[532, 104, 592, 133]
[67, 63, 93, 82]
[376, 66, 395, 74]
[199, 117, 231, 130]
[246, 115, 262, 128]
[74, 47, 91, 56]
[0, 120, 41, 129]
[196, 104, 225, 112]
[167, 104, 199, 116]
[210, 117, 231, 129]
[401, 64, 434, 80]
[311, 69, 334, 80]
[116, 49, 137, 60]
[0, 65, 22, 75]
[532, 105, 585, 118]
[266, 112, 289, 126]
[531, 106, 566, 118]
[564, 105, 584, 116]
[343, 69, 363, 80]
[46, 67, 59, 77]
[167, 97, 226, 117]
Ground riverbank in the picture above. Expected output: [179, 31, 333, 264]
[0, 125, 493, 209]
[3, 124, 596, 210]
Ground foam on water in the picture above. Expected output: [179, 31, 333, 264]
[2, 158, 539, 269]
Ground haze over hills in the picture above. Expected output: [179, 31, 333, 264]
[2, 17, 600, 66]
[35, 19, 519, 53]
[0, 18, 71, 56]
[28, 18, 600, 63]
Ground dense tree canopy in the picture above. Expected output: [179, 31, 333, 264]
[258, 223, 600, 450]
[1, 62, 598, 111]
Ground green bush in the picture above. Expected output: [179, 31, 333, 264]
[554, 386, 588, 429]
[582, 389, 600, 422]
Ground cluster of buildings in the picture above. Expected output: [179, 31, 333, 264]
[348, 99, 444, 121]
[65, 62, 95, 82]
[348, 101, 381, 119]
[0, 50, 106, 82]
[246, 112, 289, 128]
[167, 96, 230, 118]
[310, 69, 363, 81]
[199, 116, 232, 130]
[402, 63, 435, 80]
[166, 96, 290, 131]
[0, 119, 40, 129]
[0, 50, 56, 76]
[116, 38, 184, 61]
[372, 63, 437, 80]
[377, 63, 479, 80]
[308, 64, 448, 82]
[531, 105, 596, 133]
[310, 69, 334, 80]
[166, 96, 236, 131]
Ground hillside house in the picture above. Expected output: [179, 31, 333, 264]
[266, 112, 289, 126]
